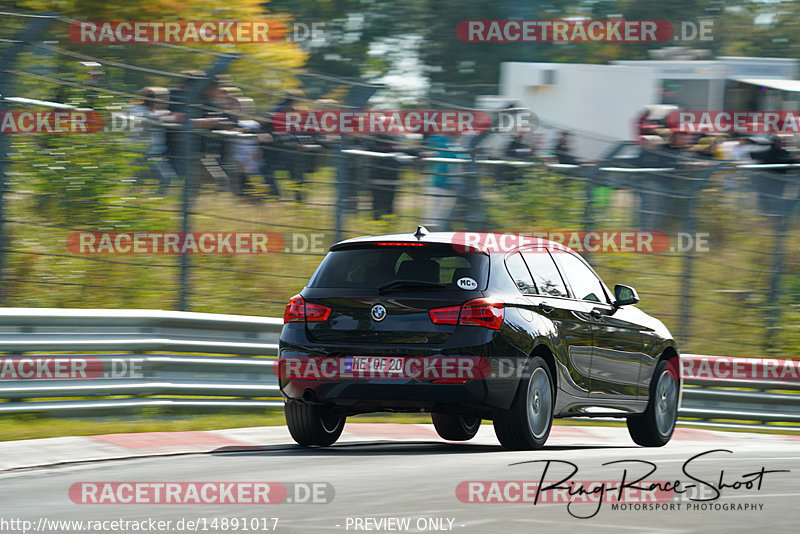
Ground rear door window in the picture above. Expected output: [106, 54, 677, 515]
[505, 252, 536, 294]
[521, 249, 569, 298]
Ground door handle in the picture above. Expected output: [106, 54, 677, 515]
[538, 304, 555, 314]
[590, 309, 604, 319]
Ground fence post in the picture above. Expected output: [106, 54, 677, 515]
[763, 174, 799, 352]
[677, 163, 720, 345]
[764, 214, 790, 353]
[0, 14, 55, 305]
[177, 55, 236, 311]
[334, 139, 346, 242]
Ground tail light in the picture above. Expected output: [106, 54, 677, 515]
[429, 298, 504, 330]
[428, 305, 460, 325]
[284, 294, 331, 323]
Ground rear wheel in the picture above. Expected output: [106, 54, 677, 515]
[493, 356, 554, 450]
[285, 401, 345, 447]
[627, 358, 678, 447]
[432, 413, 481, 441]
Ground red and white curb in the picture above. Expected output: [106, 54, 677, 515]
[1, 424, 798, 471]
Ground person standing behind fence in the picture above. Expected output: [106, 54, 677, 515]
[554, 130, 579, 165]
[365, 134, 404, 219]
[499, 130, 533, 184]
[166, 71, 203, 178]
[265, 91, 305, 202]
[634, 135, 670, 230]
[751, 134, 798, 214]
[728, 136, 755, 162]
[229, 97, 262, 196]
[423, 133, 469, 229]
[128, 87, 179, 193]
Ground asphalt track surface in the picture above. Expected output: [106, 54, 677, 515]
[0, 424, 798, 533]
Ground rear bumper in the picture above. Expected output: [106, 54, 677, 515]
[278, 324, 523, 414]
[282, 379, 492, 414]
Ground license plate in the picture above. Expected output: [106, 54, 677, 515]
[346, 356, 403, 374]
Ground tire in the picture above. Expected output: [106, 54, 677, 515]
[627, 358, 679, 447]
[493, 356, 554, 450]
[285, 401, 345, 447]
[432, 413, 481, 441]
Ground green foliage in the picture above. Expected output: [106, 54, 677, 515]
[10, 134, 150, 227]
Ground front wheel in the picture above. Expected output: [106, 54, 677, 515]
[285, 401, 345, 447]
[432, 413, 481, 441]
[627, 358, 679, 447]
[493, 356, 554, 450]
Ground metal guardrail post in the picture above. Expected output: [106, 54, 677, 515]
[0, 14, 55, 305]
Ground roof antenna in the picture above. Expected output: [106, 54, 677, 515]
[414, 225, 429, 240]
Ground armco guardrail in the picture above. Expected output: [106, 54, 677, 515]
[0, 310, 798, 433]
[679, 354, 800, 433]
[0, 308, 283, 415]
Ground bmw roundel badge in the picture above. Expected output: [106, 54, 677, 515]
[370, 304, 387, 322]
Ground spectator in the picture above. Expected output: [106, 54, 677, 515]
[506, 131, 533, 159]
[659, 130, 696, 167]
[687, 136, 723, 160]
[498, 130, 533, 184]
[264, 90, 306, 202]
[725, 136, 755, 162]
[423, 133, 470, 229]
[635, 135, 668, 168]
[216, 87, 248, 190]
[634, 135, 671, 230]
[751, 134, 796, 170]
[230, 97, 270, 196]
[165, 71, 205, 179]
[636, 108, 660, 136]
[751, 134, 798, 214]
[553, 130, 579, 165]
[128, 87, 179, 192]
[365, 134, 404, 218]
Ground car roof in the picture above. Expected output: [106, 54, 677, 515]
[330, 228, 575, 255]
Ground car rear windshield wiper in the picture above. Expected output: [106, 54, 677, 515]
[377, 279, 447, 294]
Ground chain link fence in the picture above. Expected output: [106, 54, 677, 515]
[1, 11, 799, 359]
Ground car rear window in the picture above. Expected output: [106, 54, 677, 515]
[307, 244, 489, 289]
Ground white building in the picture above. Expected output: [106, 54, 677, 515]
[498, 56, 800, 160]
[499, 62, 659, 160]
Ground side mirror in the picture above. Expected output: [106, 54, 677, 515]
[614, 284, 639, 307]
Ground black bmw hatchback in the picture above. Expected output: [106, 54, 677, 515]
[278, 227, 681, 450]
